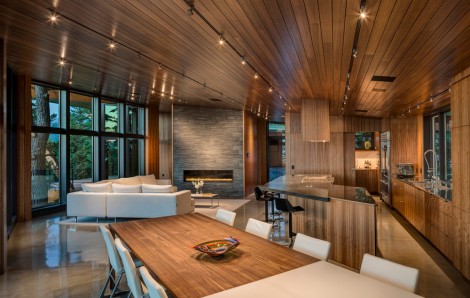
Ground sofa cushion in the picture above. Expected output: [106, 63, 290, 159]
[112, 183, 142, 193]
[140, 174, 157, 184]
[82, 182, 112, 193]
[142, 184, 174, 193]
[114, 176, 142, 185]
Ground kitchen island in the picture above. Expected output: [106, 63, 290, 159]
[260, 175, 376, 270]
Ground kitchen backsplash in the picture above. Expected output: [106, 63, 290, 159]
[355, 150, 379, 169]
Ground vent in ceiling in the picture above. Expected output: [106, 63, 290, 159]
[355, 109, 368, 113]
[372, 88, 386, 92]
[371, 76, 396, 82]
[209, 98, 222, 102]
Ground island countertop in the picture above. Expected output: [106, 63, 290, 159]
[259, 175, 375, 205]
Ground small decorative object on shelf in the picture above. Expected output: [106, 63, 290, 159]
[192, 180, 204, 194]
[193, 236, 240, 257]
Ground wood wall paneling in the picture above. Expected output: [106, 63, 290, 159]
[16, 75, 31, 221]
[158, 112, 172, 180]
[145, 101, 159, 177]
[256, 118, 267, 186]
[343, 133, 355, 186]
[390, 116, 423, 178]
[289, 196, 376, 270]
[244, 111, 257, 197]
[451, 69, 470, 279]
[1, 37, 6, 273]
[301, 99, 330, 142]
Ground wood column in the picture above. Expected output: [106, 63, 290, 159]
[0, 38, 6, 274]
[16, 75, 32, 221]
[450, 67, 470, 279]
[145, 100, 159, 177]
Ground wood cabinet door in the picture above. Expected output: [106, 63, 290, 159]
[344, 133, 356, 186]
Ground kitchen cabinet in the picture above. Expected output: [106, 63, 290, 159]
[392, 178, 452, 259]
[355, 169, 378, 194]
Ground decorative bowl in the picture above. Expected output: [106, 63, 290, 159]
[193, 236, 240, 257]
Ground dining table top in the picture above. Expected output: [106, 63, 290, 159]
[109, 213, 318, 297]
[203, 260, 422, 298]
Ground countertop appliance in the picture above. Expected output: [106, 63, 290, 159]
[380, 131, 391, 207]
[396, 163, 415, 179]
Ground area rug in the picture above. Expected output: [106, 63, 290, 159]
[58, 199, 251, 225]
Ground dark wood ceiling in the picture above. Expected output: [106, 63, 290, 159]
[1, 0, 469, 120]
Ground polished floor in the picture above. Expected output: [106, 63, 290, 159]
[1, 197, 469, 297]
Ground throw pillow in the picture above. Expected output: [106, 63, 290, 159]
[82, 182, 112, 193]
[141, 184, 174, 193]
[112, 184, 142, 193]
[140, 174, 157, 184]
[114, 176, 142, 185]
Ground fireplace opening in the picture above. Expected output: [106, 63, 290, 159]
[184, 170, 233, 182]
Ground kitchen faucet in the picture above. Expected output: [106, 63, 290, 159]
[423, 149, 438, 182]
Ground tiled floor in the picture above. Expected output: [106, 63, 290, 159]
[1, 197, 469, 297]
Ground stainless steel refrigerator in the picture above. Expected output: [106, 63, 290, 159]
[380, 131, 391, 206]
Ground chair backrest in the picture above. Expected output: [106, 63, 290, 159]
[360, 253, 419, 293]
[115, 238, 145, 298]
[215, 209, 236, 226]
[99, 225, 123, 273]
[292, 233, 331, 261]
[245, 218, 272, 239]
[274, 197, 292, 213]
[139, 266, 168, 298]
[254, 187, 263, 201]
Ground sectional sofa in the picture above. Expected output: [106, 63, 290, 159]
[67, 174, 194, 219]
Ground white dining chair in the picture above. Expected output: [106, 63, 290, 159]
[245, 218, 273, 239]
[99, 225, 129, 298]
[360, 253, 419, 293]
[139, 266, 168, 298]
[292, 233, 331, 260]
[115, 238, 149, 298]
[215, 209, 236, 226]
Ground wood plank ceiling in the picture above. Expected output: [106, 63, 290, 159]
[0, 0, 469, 120]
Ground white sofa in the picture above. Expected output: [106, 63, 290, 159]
[67, 175, 194, 219]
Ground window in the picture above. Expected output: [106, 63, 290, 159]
[30, 82, 145, 211]
[31, 133, 60, 208]
[103, 137, 119, 180]
[102, 100, 119, 132]
[126, 138, 142, 177]
[31, 85, 60, 128]
[70, 135, 93, 191]
[425, 109, 451, 181]
[127, 106, 143, 134]
[70, 93, 93, 130]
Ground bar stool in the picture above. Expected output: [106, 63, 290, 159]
[274, 197, 305, 244]
[254, 187, 279, 222]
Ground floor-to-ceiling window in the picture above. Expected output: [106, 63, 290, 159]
[31, 83, 145, 211]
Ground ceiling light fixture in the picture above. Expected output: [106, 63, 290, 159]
[360, 11, 366, 19]
[241, 57, 246, 65]
[49, 12, 58, 23]
[108, 41, 116, 49]
[254, 73, 259, 79]
[268, 87, 273, 92]
[187, 6, 194, 16]
[59, 58, 65, 67]
[352, 49, 357, 58]
[218, 35, 225, 45]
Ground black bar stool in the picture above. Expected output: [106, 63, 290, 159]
[274, 197, 305, 243]
[254, 187, 279, 222]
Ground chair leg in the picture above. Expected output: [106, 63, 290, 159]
[288, 212, 293, 242]
[109, 271, 124, 298]
[264, 201, 269, 222]
[99, 268, 114, 298]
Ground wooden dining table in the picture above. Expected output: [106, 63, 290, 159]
[109, 213, 317, 297]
